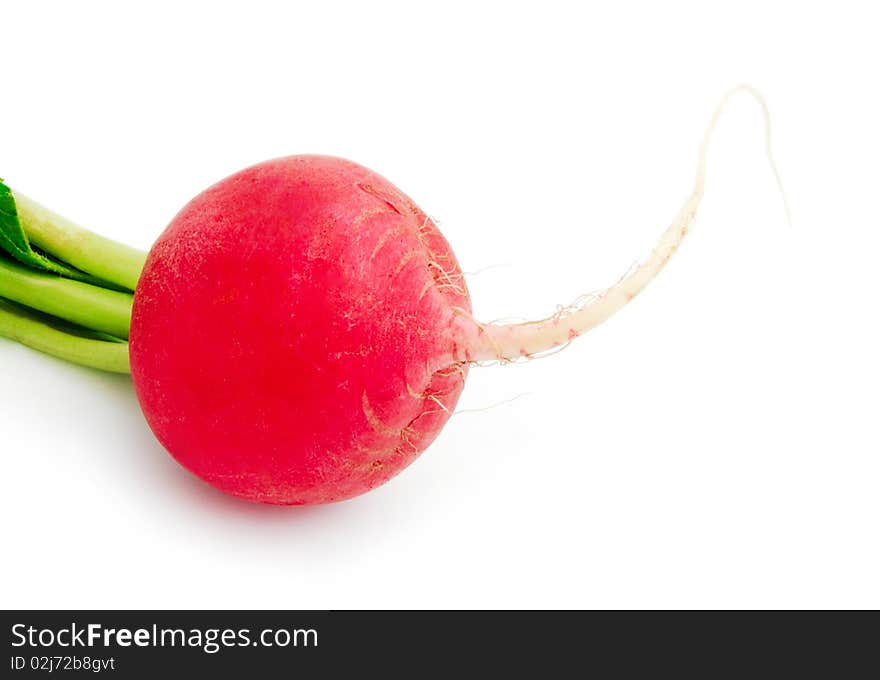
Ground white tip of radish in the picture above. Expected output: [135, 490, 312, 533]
[461, 84, 790, 363]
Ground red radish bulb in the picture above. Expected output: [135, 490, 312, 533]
[130, 156, 474, 504]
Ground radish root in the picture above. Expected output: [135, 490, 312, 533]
[465, 84, 790, 362]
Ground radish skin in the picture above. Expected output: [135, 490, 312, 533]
[130, 156, 472, 504]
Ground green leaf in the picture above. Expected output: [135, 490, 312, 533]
[0, 179, 101, 284]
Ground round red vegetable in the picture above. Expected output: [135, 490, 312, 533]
[130, 156, 472, 504]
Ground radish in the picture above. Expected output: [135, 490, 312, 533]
[0, 87, 786, 505]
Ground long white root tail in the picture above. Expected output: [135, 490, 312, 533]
[465, 84, 790, 363]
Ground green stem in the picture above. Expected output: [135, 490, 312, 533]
[0, 299, 130, 373]
[0, 258, 132, 339]
[12, 191, 148, 291]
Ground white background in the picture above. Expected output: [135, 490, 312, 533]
[1, 1, 877, 609]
